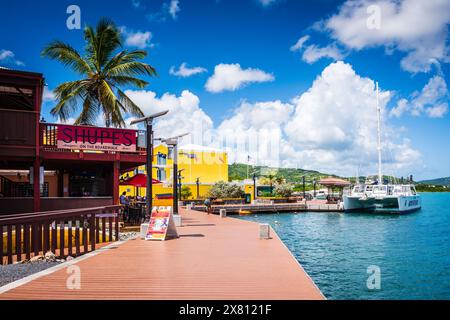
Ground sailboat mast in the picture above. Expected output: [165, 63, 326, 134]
[376, 82, 382, 185]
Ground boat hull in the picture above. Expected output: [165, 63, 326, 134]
[343, 195, 421, 214]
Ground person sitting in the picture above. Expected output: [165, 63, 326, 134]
[120, 192, 130, 221]
[120, 191, 130, 205]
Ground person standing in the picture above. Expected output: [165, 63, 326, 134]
[204, 197, 212, 215]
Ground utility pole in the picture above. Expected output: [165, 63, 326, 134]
[313, 179, 317, 198]
[196, 177, 200, 199]
[252, 173, 257, 202]
[178, 169, 184, 200]
[130, 110, 169, 218]
[302, 176, 306, 199]
[162, 133, 190, 214]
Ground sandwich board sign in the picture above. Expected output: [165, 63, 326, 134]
[145, 207, 178, 240]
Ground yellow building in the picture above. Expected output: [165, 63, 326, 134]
[119, 144, 228, 204]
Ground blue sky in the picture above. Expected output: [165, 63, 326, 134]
[1, 0, 449, 180]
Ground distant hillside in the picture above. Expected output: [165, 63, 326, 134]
[228, 163, 340, 184]
[419, 177, 450, 186]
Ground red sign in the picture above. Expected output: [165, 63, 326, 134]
[146, 209, 170, 240]
[57, 124, 137, 152]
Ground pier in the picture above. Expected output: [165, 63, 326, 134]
[0, 208, 324, 300]
[192, 201, 342, 214]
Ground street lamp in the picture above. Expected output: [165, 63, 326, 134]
[161, 132, 190, 214]
[177, 169, 185, 200]
[196, 177, 200, 199]
[252, 172, 257, 202]
[130, 110, 169, 218]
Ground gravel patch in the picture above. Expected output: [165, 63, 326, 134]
[119, 231, 140, 241]
[0, 260, 63, 287]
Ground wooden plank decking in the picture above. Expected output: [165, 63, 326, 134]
[0, 209, 324, 300]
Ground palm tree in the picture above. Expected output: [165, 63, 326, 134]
[42, 18, 156, 127]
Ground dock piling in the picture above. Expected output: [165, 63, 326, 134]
[259, 223, 270, 240]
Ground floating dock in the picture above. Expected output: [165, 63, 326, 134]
[192, 202, 342, 214]
[0, 208, 324, 300]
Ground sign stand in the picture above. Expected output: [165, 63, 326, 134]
[145, 207, 178, 241]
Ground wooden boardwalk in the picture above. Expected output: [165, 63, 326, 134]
[0, 209, 324, 300]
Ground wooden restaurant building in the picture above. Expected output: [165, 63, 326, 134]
[0, 68, 146, 215]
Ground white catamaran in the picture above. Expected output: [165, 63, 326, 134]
[343, 82, 421, 214]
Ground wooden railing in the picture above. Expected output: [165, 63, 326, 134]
[0, 205, 122, 265]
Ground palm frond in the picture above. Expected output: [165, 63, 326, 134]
[74, 95, 100, 125]
[85, 18, 121, 72]
[51, 80, 90, 122]
[107, 61, 157, 77]
[109, 76, 148, 88]
[41, 41, 93, 75]
[103, 50, 147, 72]
[98, 80, 126, 127]
[116, 88, 145, 118]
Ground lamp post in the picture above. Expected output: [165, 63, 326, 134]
[313, 179, 317, 198]
[196, 177, 200, 199]
[178, 169, 184, 200]
[130, 110, 169, 218]
[302, 176, 306, 199]
[162, 132, 190, 214]
[252, 173, 257, 202]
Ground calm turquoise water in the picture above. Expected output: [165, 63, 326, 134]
[238, 193, 450, 300]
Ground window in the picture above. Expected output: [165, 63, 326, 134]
[157, 152, 167, 165]
[157, 168, 166, 181]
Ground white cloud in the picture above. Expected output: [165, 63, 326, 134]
[390, 76, 449, 118]
[123, 89, 214, 143]
[282, 61, 421, 175]
[322, 0, 450, 73]
[290, 35, 310, 52]
[43, 87, 55, 102]
[0, 49, 24, 66]
[302, 43, 345, 64]
[120, 27, 154, 49]
[124, 62, 422, 177]
[169, 62, 207, 77]
[216, 100, 294, 165]
[168, 0, 180, 19]
[205, 63, 274, 93]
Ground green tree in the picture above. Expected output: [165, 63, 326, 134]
[42, 18, 156, 127]
[273, 183, 294, 198]
[180, 185, 193, 200]
[207, 181, 245, 199]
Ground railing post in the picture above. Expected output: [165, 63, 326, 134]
[15, 224, 22, 262]
[7, 225, 13, 264]
[0, 225, 3, 265]
[59, 221, 65, 258]
[90, 213, 96, 251]
[24, 223, 30, 260]
[115, 208, 120, 241]
[68, 220, 73, 257]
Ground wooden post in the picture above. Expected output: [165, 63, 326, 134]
[16, 224, 22, 262]
[0, 225, 3, 265]
[7, 225, 13, 264]
[90, 214, 96, 251]
[113, 161, 120, 205]
[33, 159, 40, 213]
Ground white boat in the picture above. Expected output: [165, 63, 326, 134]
[343, 82, 421, 214]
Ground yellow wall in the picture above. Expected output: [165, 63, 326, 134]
[120, 144, 228, 201]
